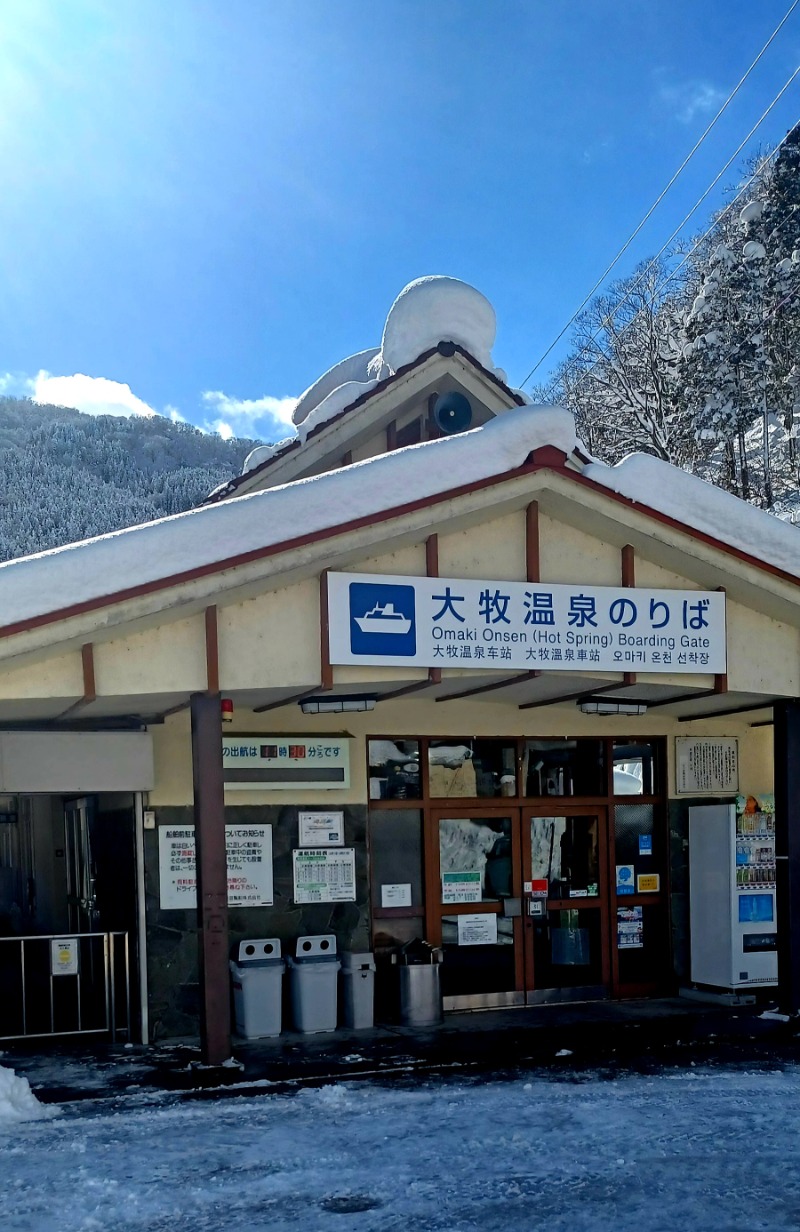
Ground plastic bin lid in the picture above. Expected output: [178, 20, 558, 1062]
[341, 952, 375, 971]
[294, 934, 337, 960]
[234, 938, 282, 964]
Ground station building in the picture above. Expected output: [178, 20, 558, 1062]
[0, 276, 798, 1061]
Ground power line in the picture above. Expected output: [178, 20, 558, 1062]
[546, 92, 800, 399]
[518, 0, 800, 388]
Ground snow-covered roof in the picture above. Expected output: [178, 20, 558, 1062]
[1, 402, 799, 637]
[215, 276, 527, 500]
[585, 451, 800, 578]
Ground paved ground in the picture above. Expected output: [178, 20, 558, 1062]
[4, 996, 799, 1106]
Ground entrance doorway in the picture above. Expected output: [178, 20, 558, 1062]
[0, 793, 139, 1041]
[427, 804, 670, 1008]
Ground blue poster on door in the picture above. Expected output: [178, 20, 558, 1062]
[616, 864, 635, 895]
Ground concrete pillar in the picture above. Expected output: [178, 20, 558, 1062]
[773, 700, 800, 1015]
[190, 691, 231, 1064]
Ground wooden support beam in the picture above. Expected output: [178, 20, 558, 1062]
[526, 501, 540, 584]
[320, 571, 333, 691]
[205, 606, 219, 694]
[426, 536, 441, 686]
[518, 678, 628, 712]
[190, 691, 231, 1066]
[621, 544, 636, 687]
[56, 643, 97, 720]
[253, 686, 322, 714]
[380, 679, 436, 701]
[437, 671, 539, 703]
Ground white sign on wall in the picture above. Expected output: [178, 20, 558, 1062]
[158, 824, 273, 909]
[292, 847, 356, 904]
[222, 735, 350, 790]
[327, 572, 726, 674]
[381, 883, 413, 908]
[298, 811, 344, 846]
[676, 737, 739, 795]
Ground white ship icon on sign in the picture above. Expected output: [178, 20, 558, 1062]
[354, 603, 412, 635]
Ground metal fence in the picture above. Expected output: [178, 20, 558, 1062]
[0, 931, 130, 1042]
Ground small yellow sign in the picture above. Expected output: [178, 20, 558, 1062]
[637, 873, 660, 893]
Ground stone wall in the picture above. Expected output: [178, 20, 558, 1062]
[144, 804, 369, 1040]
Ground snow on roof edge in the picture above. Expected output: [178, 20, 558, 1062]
[0, 405, 578, 629]
[584, 452, 800, 579]
[3, 406, 800, 637]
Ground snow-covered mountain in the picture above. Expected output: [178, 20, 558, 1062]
[0, 398, 259, 562]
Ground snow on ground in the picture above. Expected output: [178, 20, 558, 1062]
[3, 1067, 800, 1231]
[0, 1063, 58, 1125]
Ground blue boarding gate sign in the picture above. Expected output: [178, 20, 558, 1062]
[326, 572, 727, 675]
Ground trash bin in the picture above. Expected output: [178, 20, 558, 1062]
[392, 939, 444, 1027]
[229, 938, 284, 1039]
[287, 935, 341, 1033]
[340, 952, 376, 1029]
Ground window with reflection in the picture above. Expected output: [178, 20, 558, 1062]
[368, 739, 420, 800]
[532, 907, 604, 989]
[530, 815, 600, 898]
[523, 739, 605, 798]
[612, 740, 660, 796]
[428, 739, 517, 798]
[438, 815, 514, 902]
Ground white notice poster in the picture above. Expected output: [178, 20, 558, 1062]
[381, 883, 412, 908]
[50, 938, 79, 976]
[158, 824, 273, 909]
[457, 914, 498, 946]
[298, 811, 345, 846]
[676, 737, 739, 794]
[293, 847, 356, 904]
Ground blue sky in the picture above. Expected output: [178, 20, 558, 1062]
[0, 0, 798, 443]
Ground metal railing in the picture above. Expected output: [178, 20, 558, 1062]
[0, 931, 130, 1042]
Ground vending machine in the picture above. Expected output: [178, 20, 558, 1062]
[689, 801, 777, 990]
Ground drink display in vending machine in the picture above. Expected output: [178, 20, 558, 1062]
[689, 796, 778, 990]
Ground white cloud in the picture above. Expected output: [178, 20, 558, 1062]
[210, 419, 234, 441]
[657, 77, 726, 125]
[33, 371, 157, 418]
[201, 390, 298, 438]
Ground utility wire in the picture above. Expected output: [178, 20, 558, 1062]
[518, 0, 800, 388]
[548, 92, 800, 399]
[556, 136, 788, 401]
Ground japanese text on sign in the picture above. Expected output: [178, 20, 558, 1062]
[292, 847, 356, 904]
[327, 573, 726, 674]
[676, 737, 739, 794]
[222, 735, 350, 790]
[158, 824, 273, 909]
